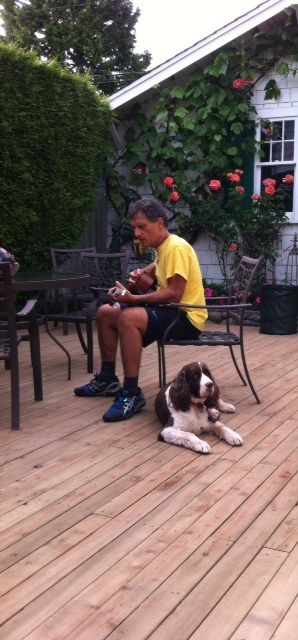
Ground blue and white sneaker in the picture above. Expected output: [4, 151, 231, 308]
[74, 374, 121, 397]
[103, 388, 146, 422]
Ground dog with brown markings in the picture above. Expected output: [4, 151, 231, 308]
[154, 361, 243, 454]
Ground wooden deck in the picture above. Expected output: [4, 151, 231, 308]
[0, 321, 297, 640]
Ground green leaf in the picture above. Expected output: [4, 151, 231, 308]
[219, 105, 230, 117]
[183, 118, 195, 130]
[276, 62, 289, 75]
[170, 87, 185, 99]
[227, 147, 238, 156]
[155, 109, 168, 122]
[264, 79, 281, 100]
[208, 52, 229, 77]
[174, 106, 189, 119]
[231, 122, 243, 135]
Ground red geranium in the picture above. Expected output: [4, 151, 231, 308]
[251, 194, 262, 201]
[227, 172, 241, 183]
[235, 169, 244, 176]
[233, 79, 246, 90]
[233, 78, 254, 90]
[170, 191, 180, 202]
[229, 243, 238, 253]
[282, 174, 294, 184]
[164, 176, 175, 188]
[209, 179, 221, 191]
[235, 186, 245, 194]
[262, 178, 277, 187]
[265, 185, 276, 196]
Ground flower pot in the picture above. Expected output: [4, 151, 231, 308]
[260, 284, 298, 335]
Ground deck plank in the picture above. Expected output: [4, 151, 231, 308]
[0, 322, 297, 639]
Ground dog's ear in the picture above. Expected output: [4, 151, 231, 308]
[201, 363, 220, 409]
[170, 369, 191, 411]
[201, 362, 214, 382]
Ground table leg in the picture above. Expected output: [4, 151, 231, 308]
[44, 294, 71, 380]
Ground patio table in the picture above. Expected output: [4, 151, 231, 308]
[3, 271, 91, 380]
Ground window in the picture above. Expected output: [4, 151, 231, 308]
[256, 118, 295, 213]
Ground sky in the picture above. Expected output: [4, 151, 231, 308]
[0, 0, 264, 62]
[132, 0, 264, 67]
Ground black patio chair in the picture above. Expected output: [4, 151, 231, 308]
[0, 262, 43, 430]
[48, 251, 130, 374]
[157, 255, 264, 403]
[50, 247, 96, 335]
[80, 251, 130, 304]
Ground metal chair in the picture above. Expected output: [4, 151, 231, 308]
[157, 256, 264, 403]
[50, 247, 96, 334]
[0, 262, 43, 430]
[48, 251, 130, 374]
[80, 251, 130, 304]
[76, 251, 130, 371]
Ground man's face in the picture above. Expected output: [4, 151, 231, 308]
[131, 212, 166, 249]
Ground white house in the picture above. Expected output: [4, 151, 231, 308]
[108, 0, 298, 284]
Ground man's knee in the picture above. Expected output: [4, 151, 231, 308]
[96, 303, 116, 323]
[118, 307, 148, 333]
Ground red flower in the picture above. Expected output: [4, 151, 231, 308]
[235, 186, 245, 194]
[209, 179, 221, 191]
[164, 176, 175, 188]
[282, 174, 294, 184]
[227, 172, 241, 183]
[233, 79, 246, 90]
[262, 178, 277, 187]
[265, 185, 276, 196]
[170, 191, 180, 202]
[229, 243, 238, 253]
[251, 194, 262, 201]
[204, 288, 214, 298]
[234, 169, 244, 176]
[232, 78, 254, 90]
[255, 297, 261, 305]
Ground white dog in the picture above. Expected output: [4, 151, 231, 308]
[154, 361, 243, 454]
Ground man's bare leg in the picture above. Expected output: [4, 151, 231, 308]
[117, 307, 148, 377]
[96, 303, 122, 362]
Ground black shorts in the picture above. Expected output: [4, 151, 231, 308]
[143, 305, 201, 347]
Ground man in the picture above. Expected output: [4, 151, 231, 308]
[74, 196, 207, 422]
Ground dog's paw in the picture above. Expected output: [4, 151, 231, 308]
[208, 408, 220, 421]
[225, 430, 243, 446]
[194, 439, 212, 454]
[218, 399, 236, 413]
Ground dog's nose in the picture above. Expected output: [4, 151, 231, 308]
[206, 382, 213, 390]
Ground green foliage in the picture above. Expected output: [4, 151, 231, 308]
[107, 7, 298, 280]
[264, 79, 281, 100]
[0, 44, 112, 271]
[0, 0, 151, 95]
[236, 187, 289, 264]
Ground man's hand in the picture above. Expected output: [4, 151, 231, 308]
[108, 281, 134, 304]
[128, 268, 142, 289]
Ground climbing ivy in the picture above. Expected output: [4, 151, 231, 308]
[108, 6, 298, 279]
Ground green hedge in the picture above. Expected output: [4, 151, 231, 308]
[0, 45, 112, 271]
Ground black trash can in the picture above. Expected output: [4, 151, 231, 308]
[260, 284, 298, 335]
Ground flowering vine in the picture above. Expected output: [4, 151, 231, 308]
[107, 6, 298, 277]
[163, 175, 181, 204]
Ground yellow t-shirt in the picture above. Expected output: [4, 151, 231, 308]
[155, 234, 207, 331]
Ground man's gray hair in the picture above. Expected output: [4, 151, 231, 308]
[128, 196, 169, 227]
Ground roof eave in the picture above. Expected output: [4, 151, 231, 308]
[109, 0, 292, 111]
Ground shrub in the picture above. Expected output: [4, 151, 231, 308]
[0, 45, 112, 271]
